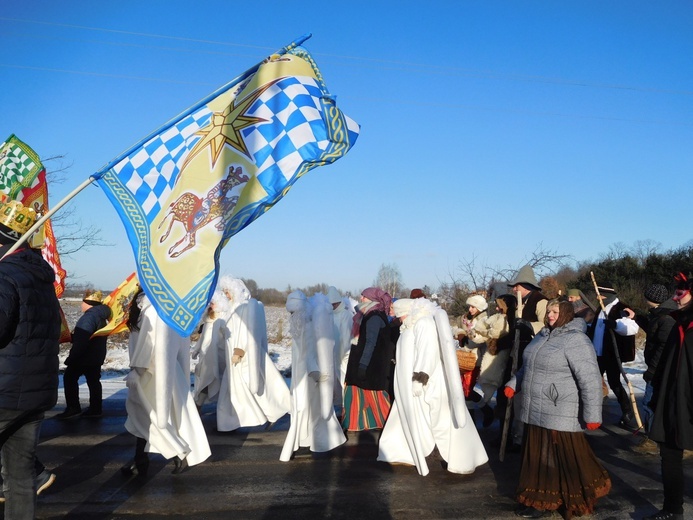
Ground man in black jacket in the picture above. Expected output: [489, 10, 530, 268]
[56, 291, 111, 419]
[629, 284, 677, 454]
[0, 200, 61, 519]
[587, 281, 640, 430]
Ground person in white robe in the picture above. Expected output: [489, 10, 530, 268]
[122, 289, 211, 475]
[327, 286, 354, 409]
[191, 290, 230, 407]
[216, 276, 290, 432]
[377, 298, 488, 476]
[280, 291, 347, 461]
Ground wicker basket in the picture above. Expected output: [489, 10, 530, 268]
[456, 349, 477, 372]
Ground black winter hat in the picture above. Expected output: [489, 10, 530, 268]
[644, 284, 669, 304]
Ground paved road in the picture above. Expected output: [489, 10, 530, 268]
[14, 375, 693, 519]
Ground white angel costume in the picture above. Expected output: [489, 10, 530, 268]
[327, 286, 354, 407]
[125, 294, 211, 467]
[216, 277, 290, 432]
[377, 298, 488, 476]
[280, 291, 347, 461]
[192, 291, 230, 407]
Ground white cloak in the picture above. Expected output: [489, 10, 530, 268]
[125, 297, 211, 467]
[192, 315, 229, 406]
[377, 306, 488, 476]
[217, 299, 290, 431]
[332, 298, 354, 406]
[280, 294, 346, 461]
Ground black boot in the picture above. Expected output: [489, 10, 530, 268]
[172, 456, 189, 474]
[619, 412, 640, 432]
[120, 456, 149, 477]
[121, 437, 149, 477]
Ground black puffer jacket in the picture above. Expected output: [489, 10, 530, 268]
[0, 245, 61, 411]
[66, 304, 111, 367]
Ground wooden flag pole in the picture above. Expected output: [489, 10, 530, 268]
[1, 176, 96, 259]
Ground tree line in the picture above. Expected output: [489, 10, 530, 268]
[64, 241, 693, 318]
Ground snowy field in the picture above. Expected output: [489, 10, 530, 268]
[60, 300, 294, 377]
[60, 300, 647, 398]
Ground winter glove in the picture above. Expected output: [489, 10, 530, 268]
[412, 371, 430, 386]
[586, 422, 601, 430]
[504, 386, 515, 399]
[231, 348, 245, 365]
[412, 380, 424, 397]
[604, 319, 617, 330]
[357, 364, 368, 380]
[515, 319, 533, 332]
[308, 370, 327, 383]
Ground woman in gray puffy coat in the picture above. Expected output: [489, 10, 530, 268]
[504, 299, 611, 519]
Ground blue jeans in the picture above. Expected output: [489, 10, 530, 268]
[0, 409, 44, 520]
[642, 382, 654, 433]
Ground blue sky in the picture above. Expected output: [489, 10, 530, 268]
[1, 1, 691, 295]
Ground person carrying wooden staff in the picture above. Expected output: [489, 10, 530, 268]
[588, 273, 642, 432]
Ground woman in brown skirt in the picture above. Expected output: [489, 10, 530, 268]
[504, 299, 611, 519]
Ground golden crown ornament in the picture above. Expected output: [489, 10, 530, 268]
[0, 200, 36, 236]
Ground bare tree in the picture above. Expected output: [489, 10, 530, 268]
[44, 155, 111, 256]
[632, 239, 662, 265]
[453, 243, 572, 296]
[374, 263, 404, 297]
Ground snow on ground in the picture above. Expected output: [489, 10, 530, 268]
[60, 300, 293, 377]
[60, 300, 646, 397]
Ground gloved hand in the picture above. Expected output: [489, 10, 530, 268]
[504, 386, 515, 399]
[412, 380, 424, 397]
[604, 319, 617, 330]
[586, 422, 601, 430]
[232, 348, 245, 365]
[515, 318, 532, 331]
[357, 364, 367, 380]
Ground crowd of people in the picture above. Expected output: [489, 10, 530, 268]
[0, 198, 690, 520]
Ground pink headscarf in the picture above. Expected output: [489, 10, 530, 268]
[351, 287, 392, 340]
[361, 287, 392, 315]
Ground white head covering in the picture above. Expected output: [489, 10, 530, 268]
[393, 298, 414, 318]
[466, 294, 488, 312]
[327, 286, 342, 305]
[286, 290, 309, 342]
[286, 290, 307, 314]
[218, 276, 251, 307]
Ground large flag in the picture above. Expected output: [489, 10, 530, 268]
[0, 135, 69, 341]
[92, 35, 360, 336]
[93, 272, 140, 337]
[17, 170, 67, 293]
[0, 134, 43, 199]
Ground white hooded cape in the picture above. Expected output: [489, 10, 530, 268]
[280, 292, 346, 461]
[192, 315, 229, 406]
[125, 296, 211, 467]
[377, 300, 488, 476]
[217, 298, 290, 431]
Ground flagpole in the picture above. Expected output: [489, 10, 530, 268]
[1, 33, 312, 260]
[2, 176, 95, 258]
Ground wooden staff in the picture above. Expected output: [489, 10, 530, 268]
[499, 290, 524, 461]
[590, 272, 643, 432]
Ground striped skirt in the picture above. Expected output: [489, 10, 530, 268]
[341, 385, 391, 431]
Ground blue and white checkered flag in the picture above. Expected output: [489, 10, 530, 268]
[92, 36, 359, 336]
